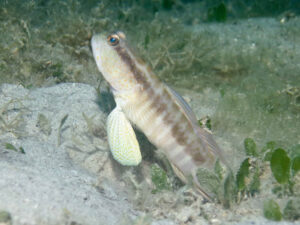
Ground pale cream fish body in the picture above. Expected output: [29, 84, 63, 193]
[91, 31, 227, 200]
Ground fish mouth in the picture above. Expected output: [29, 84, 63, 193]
[91, 34, 105, 73]
[91, 34, 102, 51]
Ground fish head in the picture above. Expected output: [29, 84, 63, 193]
[91, 31, 139, 93]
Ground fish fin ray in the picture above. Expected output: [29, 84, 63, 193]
[164, 84, 228, 166]
[107, 106, 142, 166]
[164, 84, 199, 125]
[171, 162, 213, 201]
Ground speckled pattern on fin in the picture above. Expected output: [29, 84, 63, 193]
[107, 106, 142, 166]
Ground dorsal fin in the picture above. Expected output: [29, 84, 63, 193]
[164, 84, 228, 167]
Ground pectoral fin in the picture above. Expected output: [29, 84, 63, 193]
[107, 107, 142, 166]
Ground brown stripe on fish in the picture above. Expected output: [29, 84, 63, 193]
[114, 44, 182, 141]
[188, 142, 215, 167]
[193, 144, 216, 167]
[154, 101, 168, 114]
[161, 109, 189, 146]
[170, 142, 206, 166]
[144, 109, 174, 141]
[147, 92, 167, 116]
[114, 45, 151, 90]
[114, 42, 161, 95]
[151, 96, 207, 166]
[125, 43, 161, 85]
[114, 40, 207, 167]
[187, 147, 206, 164]
[114, 42, 179, 131]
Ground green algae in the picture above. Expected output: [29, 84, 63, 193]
[264, 199, 282, 221]
[0, 211, 12, 225]
[57, 114, 68, 146]
[270, 148, 290, 184]
[4, 143, 25, 154]
[196, 167, 221, 198]
[264, 197, 300, 222]
[151, 164, 171, 193]
[236, 158, 250, 191]
[244, 138, 258, 157]
[283, 199, 300, 221]
[291, 156, 300, 176]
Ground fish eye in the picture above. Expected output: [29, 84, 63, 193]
[107, 34, 119, 46]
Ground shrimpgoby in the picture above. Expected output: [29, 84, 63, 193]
[91, 31, 228, 200]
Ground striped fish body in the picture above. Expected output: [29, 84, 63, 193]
[91, 31, 226, 200]
[121, 82, 216, 176]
